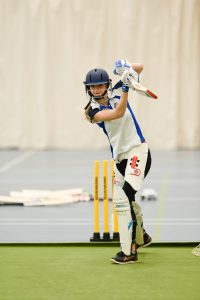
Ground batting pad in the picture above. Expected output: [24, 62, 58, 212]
[113, 184, 132, 255]
[132, 202, 144, 245]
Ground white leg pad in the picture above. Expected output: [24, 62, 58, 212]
[124, 143, 149, 192]
[113, 184, 132, 255]
[132, 202, 144, 245]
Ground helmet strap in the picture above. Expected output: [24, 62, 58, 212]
[86, 80, 112, 100]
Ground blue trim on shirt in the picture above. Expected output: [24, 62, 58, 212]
[112, 80, 123, 91]
[100, 102, 112, 110]
[128, 220, 133, 230]
[127, 102, 145, 142]
[97, 122, 114, 157]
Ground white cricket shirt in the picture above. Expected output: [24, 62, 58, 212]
[89, 81, 145, 159]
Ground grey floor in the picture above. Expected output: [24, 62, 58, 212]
[0, 149, 199, 243]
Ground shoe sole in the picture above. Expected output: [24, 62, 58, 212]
[110, 258, 138, 265]
[137, 239, 152, 249]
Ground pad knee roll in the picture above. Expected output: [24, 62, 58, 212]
[113, 184, 130, 212]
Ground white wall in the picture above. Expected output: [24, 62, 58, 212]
[0, 0, 199, 150]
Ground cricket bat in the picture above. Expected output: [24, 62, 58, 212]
[0, 196, 26, 205]
[127, 74, 158, 99]
[7, 188, 91, 206]
[114, 60, 158, 99]
[10, 188, 84, 198]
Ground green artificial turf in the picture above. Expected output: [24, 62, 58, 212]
[0, 245, 199, 300]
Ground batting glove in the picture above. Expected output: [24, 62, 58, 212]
[121, 69, 132, 84]
[113, 59, 139, 83]
[113, 59, 131, 75]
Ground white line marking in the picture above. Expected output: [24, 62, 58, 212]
[146, 218, 200, 222]
[162, 198, 200, 202]
[0, 218, 200, 222]
[0, 222, 94, 226]
[0, 222, 200, 226]
[0, 151, 35, 173]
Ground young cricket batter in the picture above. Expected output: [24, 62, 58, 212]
[84, 59, 152, 264]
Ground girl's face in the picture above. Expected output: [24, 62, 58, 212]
[89, 84, 108, 98]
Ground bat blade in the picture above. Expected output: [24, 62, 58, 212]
[128, 76, 158, 99]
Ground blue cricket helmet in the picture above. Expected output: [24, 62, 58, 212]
[84, 68, 110, 86]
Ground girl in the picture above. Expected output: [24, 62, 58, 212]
[84, 60, 152, 264]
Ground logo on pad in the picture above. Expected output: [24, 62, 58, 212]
[130, 156, 141, 176]
[130, 169, 141, 176]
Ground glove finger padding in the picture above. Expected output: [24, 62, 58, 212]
[121, 69, 132, 84]
[132, 202, 144, 245]
[113, 59, 131, 75]
[113, 59, 139, 83]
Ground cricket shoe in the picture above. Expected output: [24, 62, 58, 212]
[136, 232, 152, 249]
[110, 251, 138, 265]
